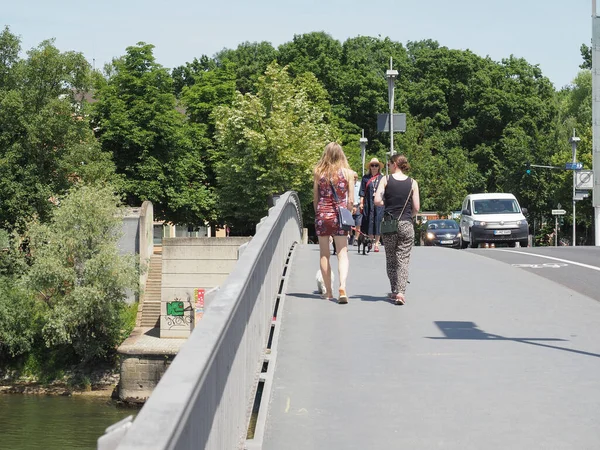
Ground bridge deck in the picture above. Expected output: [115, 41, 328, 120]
[263, 245, 600, 449]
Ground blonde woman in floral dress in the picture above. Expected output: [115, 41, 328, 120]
[313, 142, 354, 304]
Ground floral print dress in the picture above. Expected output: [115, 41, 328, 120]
[315, 170, 349, 236]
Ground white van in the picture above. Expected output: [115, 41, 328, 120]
[459, 193, 528, 248]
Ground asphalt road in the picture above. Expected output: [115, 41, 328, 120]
[472, 246, 600, 303]
[263, 245, 600, 450]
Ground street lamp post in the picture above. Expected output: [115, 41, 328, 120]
[592, 0, 600, 245]
[386, 57, 398, 157]
[359, 129, 368, 176]
[570, 130, 580, 246]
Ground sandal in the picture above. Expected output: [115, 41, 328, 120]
[374, 245, 380, 252]
[394, 294, 405, 305]
[338, 289, 349, 304]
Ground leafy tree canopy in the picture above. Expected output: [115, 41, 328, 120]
[92, 42, 216, 225]
[213, 62, 338, 232]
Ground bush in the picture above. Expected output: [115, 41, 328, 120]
[25, 183, 138, 364]
[0, 277, 38, 358]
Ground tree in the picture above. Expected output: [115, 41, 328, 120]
[0, 26, 20, 90]
[172, 55, 215, 97]
[0, 31, 97, 230]
[213, 62, 337, 232]
[215, 41, 278, 94]
[580, 43, 592, 70]
[25, 184, 137, 362]
[92, 42, 216, 225]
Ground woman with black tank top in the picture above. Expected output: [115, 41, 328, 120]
[374, 154, 421, 305]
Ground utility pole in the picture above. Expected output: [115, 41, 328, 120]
[386, 58, 398, 157]
[570, 130, 580, 246]
[592, 0, 600, 245]
[359, 130, 368, 176]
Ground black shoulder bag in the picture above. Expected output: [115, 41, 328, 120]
[381, 178, 413, 235]
[329, 179, 354, 232]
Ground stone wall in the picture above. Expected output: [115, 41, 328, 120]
[160, 237, 251, 338]
[119, 354, 175, 403]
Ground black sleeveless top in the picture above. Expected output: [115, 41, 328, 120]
[383, 176, 413, 221]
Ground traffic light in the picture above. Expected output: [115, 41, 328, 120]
[525, 162, 531, 174]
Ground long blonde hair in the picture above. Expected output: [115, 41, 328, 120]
[314, 142, 350, 180]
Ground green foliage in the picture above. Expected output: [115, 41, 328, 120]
[172, 55, 216, 97]
[213, 62, 337, 231]
[92, 42, 216, 225]
[580, 43, 592, 70]
[24, 184, 138, 363]
[216, 41, 279, 94]
[0, 27, 112, 231]
[0, 276, 38, 358]
[120, 302, 139, 343]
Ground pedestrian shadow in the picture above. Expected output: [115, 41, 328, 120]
[354, 294, 395, 304]
[288, 292, 397, 304]
[286, 292, 338, 303]
[427, 321, 600, 359]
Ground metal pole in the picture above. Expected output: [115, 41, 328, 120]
[570, 130, 580, 246]
[389, 80, 394, 156]
[592, 2, 600, 245]
[386, 58, 398, 157]
[359, 129, 368, 177]
[555, 215, 558, 247]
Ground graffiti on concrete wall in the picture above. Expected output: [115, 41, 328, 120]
[165, 297, 193, 329]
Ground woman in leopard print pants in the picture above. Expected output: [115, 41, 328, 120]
[374, 155, 421, 305]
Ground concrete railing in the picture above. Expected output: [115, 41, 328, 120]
[99, 191, 303, 450]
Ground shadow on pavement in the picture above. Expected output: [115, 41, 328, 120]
[427, 321, 600, 359]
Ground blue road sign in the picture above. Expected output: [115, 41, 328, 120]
[565, 162, 583, 170]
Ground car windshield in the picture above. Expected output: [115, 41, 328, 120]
[427, 220, 459, 230]
[473, 199, 520, 215]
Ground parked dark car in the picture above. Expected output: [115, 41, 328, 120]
[423, 220, 461, 248]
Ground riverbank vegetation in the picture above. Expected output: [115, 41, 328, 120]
[0, 26, 595, 376]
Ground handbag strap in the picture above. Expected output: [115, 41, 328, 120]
[385, 177, 413, 219]
[329, 177, 343, 204]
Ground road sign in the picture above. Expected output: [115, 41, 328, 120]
[574, 190, 590, 201]
[552, 209, 566, 215]
[565, 162, 583, 170]
[377, 113, 406, 132]
[575, 170, 594, 189]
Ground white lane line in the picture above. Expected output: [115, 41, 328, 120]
[495, 249, 600, 272]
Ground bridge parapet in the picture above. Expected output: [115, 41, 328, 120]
[99, 191, 303, 450]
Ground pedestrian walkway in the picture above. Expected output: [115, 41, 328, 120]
[263, 245, 600, 449]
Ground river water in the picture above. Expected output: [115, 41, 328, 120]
[0, 394, 139, 450]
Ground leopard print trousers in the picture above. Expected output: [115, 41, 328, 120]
[381, 220, 414, 295]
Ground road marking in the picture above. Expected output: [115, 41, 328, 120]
[285, 397, 290, 413]
[511, 263, 568, 269]
[496, 250, 600, 272]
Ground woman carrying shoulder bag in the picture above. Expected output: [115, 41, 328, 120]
[314, 142, 354, 304]
[374, 154, 420, 305]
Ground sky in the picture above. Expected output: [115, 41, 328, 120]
[2, 0, 595, 89]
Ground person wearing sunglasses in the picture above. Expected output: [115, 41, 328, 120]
[359, 157, 385, 252]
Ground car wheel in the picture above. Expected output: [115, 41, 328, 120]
[519, 239, 528, 248]
[469, 232, 478, 249]
[508, 242, 517, 248]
